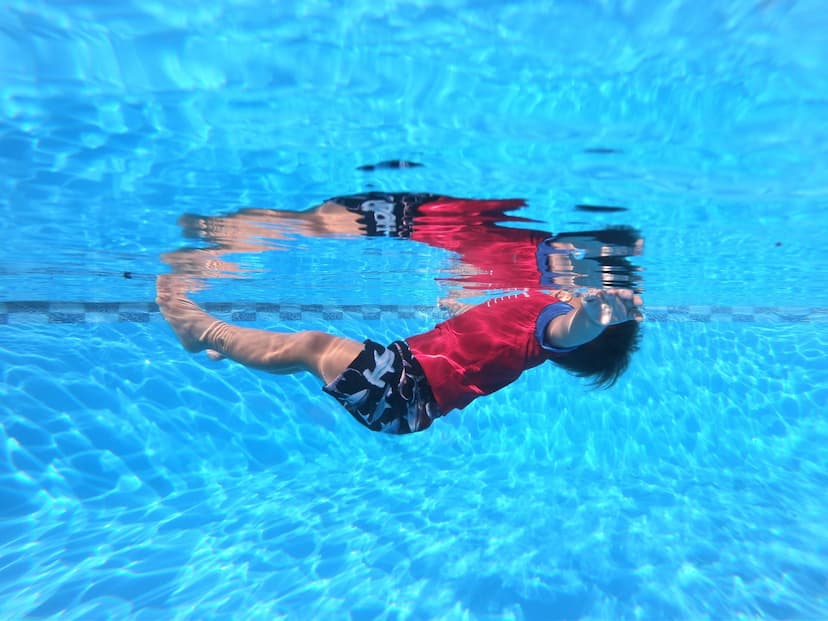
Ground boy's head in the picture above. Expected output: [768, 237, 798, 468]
[552, 319, 641, 387]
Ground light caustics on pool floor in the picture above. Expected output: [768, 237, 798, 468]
[1, 301, 826, 325]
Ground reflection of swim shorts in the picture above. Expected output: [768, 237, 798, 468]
[329, 192, 439, 237]
[323, 339, 443, 434]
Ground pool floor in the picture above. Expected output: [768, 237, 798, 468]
[1, 318, 826, 619]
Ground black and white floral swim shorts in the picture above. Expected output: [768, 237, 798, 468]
[323, 339, 443, 434]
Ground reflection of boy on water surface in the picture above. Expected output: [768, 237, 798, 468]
[172, 192, 643, 292]
[158, 193, 644, 435]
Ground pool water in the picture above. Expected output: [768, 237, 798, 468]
[2, 1, 828, 619]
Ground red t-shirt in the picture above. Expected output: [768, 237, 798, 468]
[406, 291, 572, 413]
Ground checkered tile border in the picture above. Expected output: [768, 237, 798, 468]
[1, 302, 827, 325]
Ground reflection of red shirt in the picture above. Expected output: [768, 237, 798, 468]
[407, 291, 570, 413]
[411, 198, 550, 290]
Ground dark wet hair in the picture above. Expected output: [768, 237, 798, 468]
[551, 320, 642, 388]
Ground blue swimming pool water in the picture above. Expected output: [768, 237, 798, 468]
[2, 1, 828, 619]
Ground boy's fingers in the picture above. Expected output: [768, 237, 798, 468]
[576, 288, 644, 324]
[607, 291, 645, 324]
[609, 289, 644, 311]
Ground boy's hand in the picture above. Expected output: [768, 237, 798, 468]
[578, 288, 644, 326]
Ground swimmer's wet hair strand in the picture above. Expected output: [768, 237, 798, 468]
[551, 320, 642, 388]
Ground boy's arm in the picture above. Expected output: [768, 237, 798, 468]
[545, 289, 644, 349]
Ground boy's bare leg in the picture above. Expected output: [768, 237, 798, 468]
[155, 276, 362, 384]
